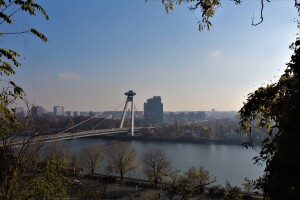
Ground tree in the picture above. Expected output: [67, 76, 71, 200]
[242, 179, 255, 194]
[156, 0, 245, 31]
[178, 166, 216, 199]
[224, 180, 242, 200]
[163, 166, 215, 199]
[163, 170, 181, 200]
[26, 141, 70, 199]
[81, 144, 104, 174]
[142, 149, 172, 185]
[163, 1, 300, 199]
[0, 2, 48, 197]
[207, 185, 226, 199]
[24, 156, 70, 200]
[70, 155, 81, 175]
[0, 1, 48, 137]
[174, 120, 179, 131]
[239, 37, 300, 199]
[159, 0, 300, 31]
[0, 141, 70, 199]
[106, 142, 138, 181]
[0, 109, 45, 199]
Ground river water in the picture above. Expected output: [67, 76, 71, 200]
[60, 138, 264, 188]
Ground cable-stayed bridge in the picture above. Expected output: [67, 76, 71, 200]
[6, 90, 152, 146]
[10, 128, 142, 146]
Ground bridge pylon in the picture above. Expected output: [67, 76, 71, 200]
[120, 90, 136, 136]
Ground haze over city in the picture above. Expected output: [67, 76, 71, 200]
[5, 0, 298, 111]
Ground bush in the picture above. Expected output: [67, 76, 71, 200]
[207, 185, 226, 198]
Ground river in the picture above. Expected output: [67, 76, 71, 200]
[59, 137, 264, 188]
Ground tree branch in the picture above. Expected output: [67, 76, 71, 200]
[252, 0, 270, 26]
[0, 30, 30, 35]
[1, 1, 13, 13]
[0, 7, 21, 25]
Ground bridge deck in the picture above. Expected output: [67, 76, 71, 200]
[5, 128, 142, 146]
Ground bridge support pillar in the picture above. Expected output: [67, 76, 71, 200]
[120, 90, 136, 136]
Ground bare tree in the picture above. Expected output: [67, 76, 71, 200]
[106, 142, 138, 181]
[178, 166, 216, 199]
[70, 155, 81, 175]
[163, 166, 216, 200]
[81, 144, 104, 174]
[142, 149, 172, 185]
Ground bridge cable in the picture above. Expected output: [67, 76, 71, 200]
[57, 115, 96, 135]
[92, 100, 126, 130]
[133, 102, 140, 119]
[56, 100, 126, 135]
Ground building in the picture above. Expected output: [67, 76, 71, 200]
[53, 106, 64, 116]
[144, 96, 163, 126]
[16, 107, 25, 118]
[73, 111, 78, 117]
[89, 111, 95, 117]
[79, 111, 88, 116]
[31, 106, 44, 117]
[43, 108, 48, 115]
[65, 111, 72, 117]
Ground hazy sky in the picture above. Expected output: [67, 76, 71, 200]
[3, 0, 299, 112]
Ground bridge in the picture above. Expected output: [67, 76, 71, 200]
[10, 128, 143, 146]
[6, 90, 152, 146]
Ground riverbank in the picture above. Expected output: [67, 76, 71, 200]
[82, 173, 263, 199]
[64, 137, 263, 188]
[89, 135, 262, 146]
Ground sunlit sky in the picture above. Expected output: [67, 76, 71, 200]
[3, 0, 299, 112]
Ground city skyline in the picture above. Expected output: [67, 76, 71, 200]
[7, 1, 298, 111]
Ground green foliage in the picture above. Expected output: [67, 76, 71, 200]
[239, 38, 300, 199]
[30, 28, 48, 42]
[26, 157, 69, 199]
[161, 1, 300, 198]
[178, 166, 215, 198]
[0, 146, 18, 199]
[242, 178, 256, 195]
[70, 155, 81, 175]
[163, 169, 180, 199]
[159, 0, 221, 31]
[207, 185, 226, 198]
[0, 1, 50, 198]
[224, 180, 242, 200]
[0, 0, 48, 140]
[10, 156, 70, 200]
[163, 166, 215, 199]
[153, 0, 241, 31]
[0, 144, 71, 199]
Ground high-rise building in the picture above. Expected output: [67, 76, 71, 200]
[53, 106, 64, 116]
[144, 96, 163, 126]
[31, 106, 44, 117]
[65, 111, 72, 117]
[73, 111, 78, 117]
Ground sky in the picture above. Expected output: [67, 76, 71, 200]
[2, 0, 299, 112]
